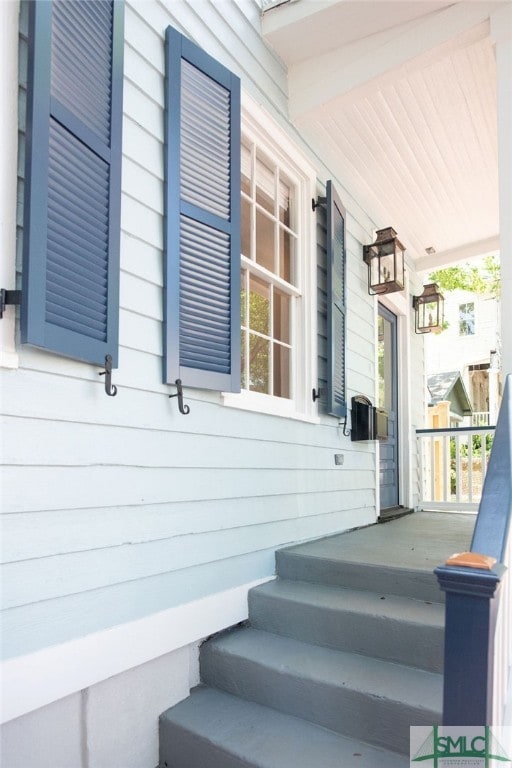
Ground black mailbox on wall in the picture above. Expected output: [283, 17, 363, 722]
[351, 395, 388, 441]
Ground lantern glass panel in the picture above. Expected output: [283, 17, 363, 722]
[418, 299, 439, 330]
[379, 253, 395, 285]
[395, 246, 405, 287]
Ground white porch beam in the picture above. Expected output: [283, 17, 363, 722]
[415, 236, 501, 274]
[288, 2, 503, 121]
[263, 0, 338, 37]
[491, 4, 512, 377]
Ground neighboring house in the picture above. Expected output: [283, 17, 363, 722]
[0, 1, 510, 766]
[427, 370, 473, 427]
[425, 287, 502, 424]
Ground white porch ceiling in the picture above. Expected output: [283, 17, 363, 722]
[262, 0, 504, 272]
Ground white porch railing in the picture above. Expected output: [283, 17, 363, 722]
[472, 411, 491, 426]
[417, 426, 496, 510]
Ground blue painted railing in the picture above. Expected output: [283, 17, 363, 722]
[435, 373, 512, 725]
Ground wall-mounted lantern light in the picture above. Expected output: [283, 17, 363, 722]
[362, 227, 405, 295]
[413, 283, 444, 334]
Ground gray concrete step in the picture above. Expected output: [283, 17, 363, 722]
[276, 544, 444, 602]
[159, 686, 410, 768]
[274, 512, 475, 604]
[160, 515, 469, 766]
[200, 627, 442, 755]
[249, 578, 444, 672]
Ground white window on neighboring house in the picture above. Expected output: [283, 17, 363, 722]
[459, 302, 475, 335]
[223, 100, 317, 420]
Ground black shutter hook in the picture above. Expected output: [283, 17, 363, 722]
[99, 354, 118, 396]
[169, 379, 190, 415]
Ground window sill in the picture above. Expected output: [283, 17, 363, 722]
[222, 390, 320, 424]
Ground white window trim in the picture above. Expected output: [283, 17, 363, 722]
[223, 94, 318, 422]
[0, 0, 19, 370]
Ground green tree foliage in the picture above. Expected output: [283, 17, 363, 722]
[429, 256, 500, 298]
[450, 433, 494, 459]
[449, 433, 495, 494]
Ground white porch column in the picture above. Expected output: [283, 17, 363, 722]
[0, 0, 19, 369]
[491, 5, 512, 378]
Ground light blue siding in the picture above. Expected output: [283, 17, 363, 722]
[2, 0, 381, 664]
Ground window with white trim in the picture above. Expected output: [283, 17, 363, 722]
[241, 140, 299, 399]
[223, 103, 316, 419]
[459, 302, 475, 336]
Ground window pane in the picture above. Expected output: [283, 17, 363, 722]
[249, 334, 270, 393]
[256, 209, 275, 272]
[378, 314, 392, 411]
[240, 269, 247, 327]
[241, 143, 251, 197]
[274, 343, 290, 398]
[256, 154, 274, 213]
[274, 289, 290, 344]
[279, 226, 293, 283]
[241, 197, 251, 259]
[249, 276, 270, 336]
[241, 334, 246, 389]
[459, 302, 475, 335]
[279, 177, 291, 227]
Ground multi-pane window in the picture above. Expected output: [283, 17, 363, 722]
[240, 140, 300, 399]
[459, 302, 475, 335]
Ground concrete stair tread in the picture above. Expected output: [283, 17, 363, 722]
[202, 626, 442, 714]
[160, 515, 470, 761]
[252, 578, 444, 623]
[276, 551, 443, 602]
[160, 685, 410, 768]
[249, 578, 445, 672]
[274, 512, 476, 602]
[277, 513, 474, 573]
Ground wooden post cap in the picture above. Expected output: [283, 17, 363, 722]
[445, 552, 497, 570]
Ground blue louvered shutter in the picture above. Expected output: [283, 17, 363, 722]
[164, 26, 241, 391]
[21, 0, 124, 366]
[326, 181, 347, 417]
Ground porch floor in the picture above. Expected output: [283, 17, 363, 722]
[282, 510, 476, 575]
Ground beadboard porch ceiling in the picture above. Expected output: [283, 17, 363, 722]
[262, 0, 504, 272]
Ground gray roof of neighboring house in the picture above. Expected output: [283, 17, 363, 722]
[428, 371, 473, 416]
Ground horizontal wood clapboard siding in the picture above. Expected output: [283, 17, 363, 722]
[1, 551, 276, 658]
[2, 490, 372, 562]
[4, 507, 377, 609]
[2, 424, 373, 479]
[2, 0, 379, 660]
